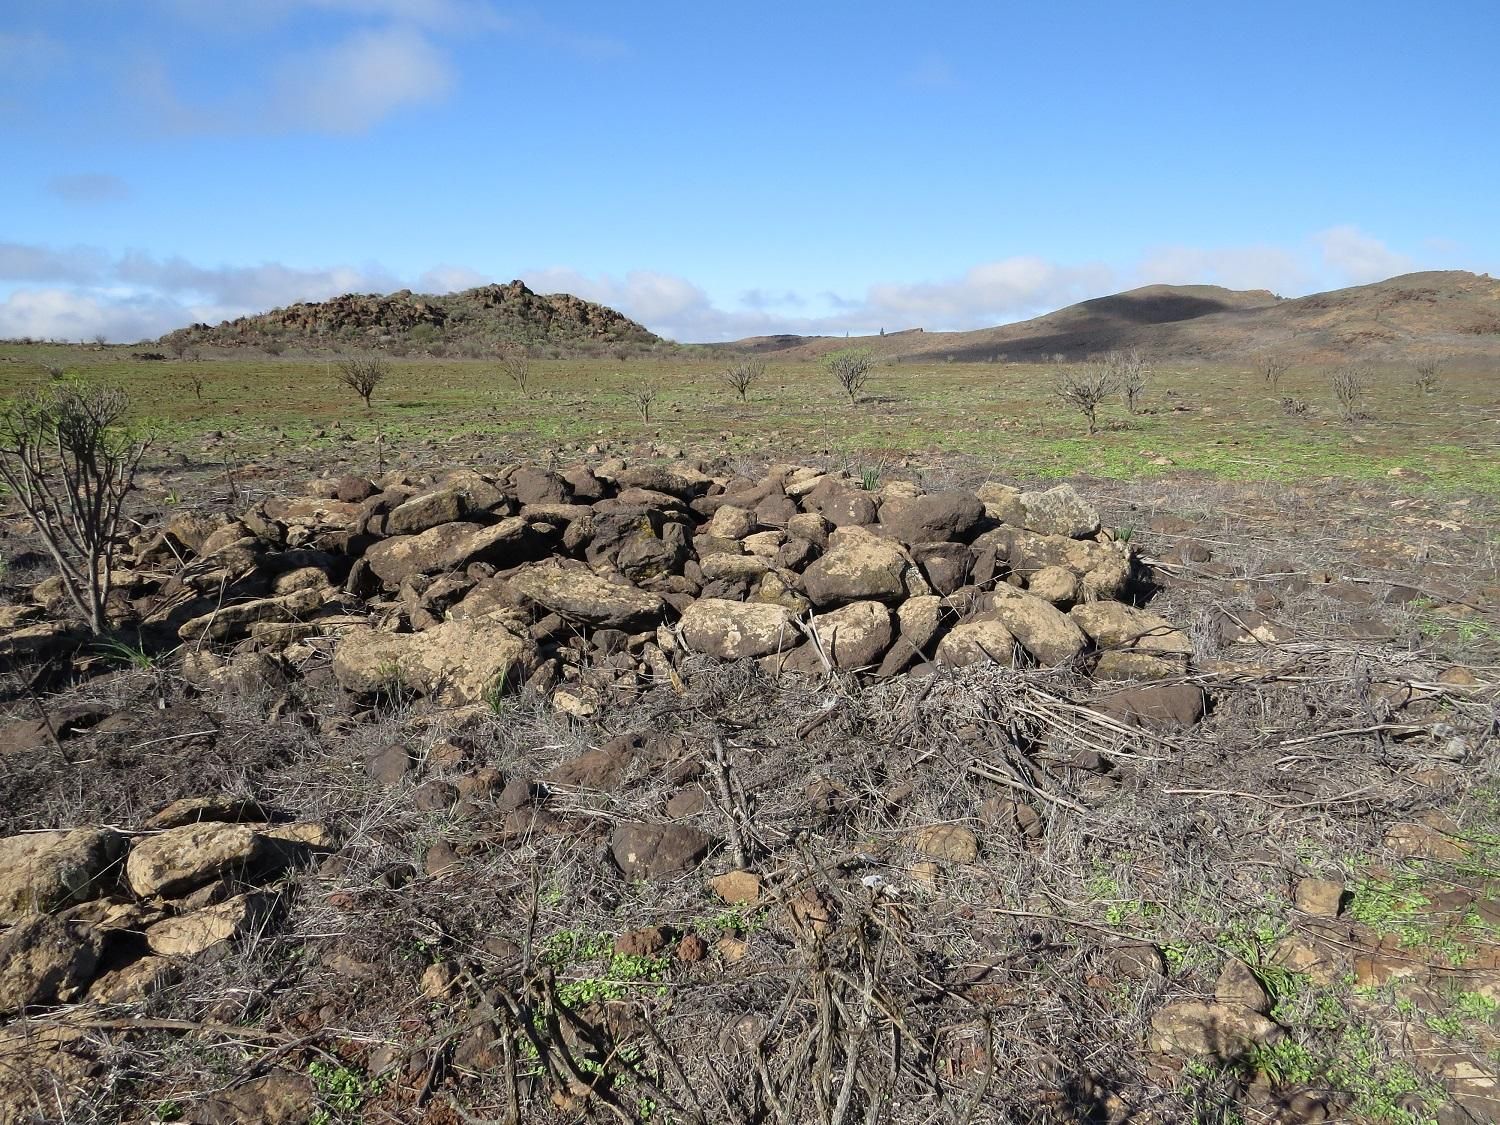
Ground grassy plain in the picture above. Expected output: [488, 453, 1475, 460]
[1, 344, 1496, 495]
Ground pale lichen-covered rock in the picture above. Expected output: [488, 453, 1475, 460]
[1016, 483, 1100, 538]
[177, 586, 327, 642]
[935, 619, 1018, 667]
[801, 530, 910, 607]
[1148, 1000, 1281, 1059]
[125, 822, 273, 898]
[979, 586, 1087, 666]
[507, 560, 664, 629]
[145, 890, 283, 957]
[680, 599, 796, 659]
[365, 517, 539, 586]
[0, 916, 105, 1013]
[808, 600, 893, 670]
[332, 618, 536, 704]
[0, 828, 126, 922]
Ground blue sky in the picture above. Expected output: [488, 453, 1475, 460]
[2, 1, 1496, 342]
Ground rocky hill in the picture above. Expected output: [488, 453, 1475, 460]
[728, 271, 1500, 364]
[160, 280, 665, 357]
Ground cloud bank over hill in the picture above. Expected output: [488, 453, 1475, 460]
[0, 227, 1457, 344]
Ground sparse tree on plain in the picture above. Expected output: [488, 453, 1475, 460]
[1413, 357, 1442, 395]
[1259, 354, 1291, 387]
[1330, 365, 1370, 421]
[824, 348, 874, 405]
[1110, 348, 1150, 414]
[0, 379, 148, 634]
[720, 358, 766, 402]
[500, 350, 533, 396]
[185, 370, 205, 403]
[1056, 363, 1116, 435]
[335, 356, 388, 408]
[632, 379, 659, 423]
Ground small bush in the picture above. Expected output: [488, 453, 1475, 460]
[631, 379, 659, 422]
[720, 358, 765, 402]
[1330, 365, 1371, 421]
[1056, 363, 1116, 435]
[823, 349, 874, 405]
[1259, 354, 1291, 387]
[0, 379, 148, 633]
[335, 356, 389, 408]
[1413, 357, 1442, 395]
[500, 351, 533, 396]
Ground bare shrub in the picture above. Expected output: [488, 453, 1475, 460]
[1413, 357, 1442, 395]
[1259, 354, 1291, 387]
[165, 335, 188, 359]
[335, 356, 389, 408]
[0, 379, 148, 633]
[720, 358, 765, 402]
[262, 339, 285, 357]
[631, 379, 659, 422]
[1056, 363, 1116, 435]
[1329, 365, 1371, 421]
[1109, 347, 1150, 413]
[185, 371, 205, 403]
[823, 348, 874, 405]
[500, 350, 533, 396]
[1280, 396, 1308, 416]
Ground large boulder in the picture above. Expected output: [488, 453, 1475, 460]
[878, 491, 985, 544]
[801, 531, 911, 608]
[680, 599, 796, 659]
[1016, 484, 1101, 538]
[0, 916, 105, 1014]
[1070, 602, 1191, 673]
[585, 510, 691, 583]
[511, 467, 572, 506]
[935, 619, 1018, 667]
[0, 828, 126, 922]
[507, 561, 665, 629]
[1148, 1001, 1281, 1060]
[365, 517, 544, 586]
[145, 890, 283, 957]
[385, 488, 466, 535]
[614, 464, 710, 500]
[125, 822, 277, 898]
[979, 586, 1087, 666]
[610, 823, 712, 879]
[809, 601, 893, 670]
[333, 618, 536, 704]
[177, 587, 326, 643]
[804, 480, 879, 527]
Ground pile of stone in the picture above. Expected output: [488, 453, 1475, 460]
[0, 801, 332, 1014]
[16, 459, 1193, 717]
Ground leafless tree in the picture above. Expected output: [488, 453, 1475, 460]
[0, 380, 148, 634]
[1055, 364, 1116, 435]
[166, 335, 189, 359]
[1330, 365, 1370, 421]
[720, 358, 765, 402]
[824, 349, 874, 405]
[1108, 348, 1150, 413]
[632, 379, 659, 423]
[1258, 354, 1291, 387]
[335, 356, 389, 408]
[500, 350, 533, 396]
[1413, 356, 1442, 395]
[185, 371, 205, 403]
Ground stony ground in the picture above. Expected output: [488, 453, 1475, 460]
[0, 435, 1497, 1125]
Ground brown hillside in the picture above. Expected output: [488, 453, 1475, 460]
[727, 271, 1500, 364]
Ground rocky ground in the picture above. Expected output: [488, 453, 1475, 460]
[0, 441, 1496, 1124]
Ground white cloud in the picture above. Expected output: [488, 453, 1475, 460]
[417, 264, 492, 293]
[863, 257, 1116, 331]
[268, 26, 453, 133]
[46, 173, 132, 204]
[1135, 244, 1308, 295]
[1314, 225, 1414, 285]
[0, 228, 1463, 344]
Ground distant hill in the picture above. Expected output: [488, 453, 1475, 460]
[721, 271, 1500, 364]
[161, 280, 666, 357]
